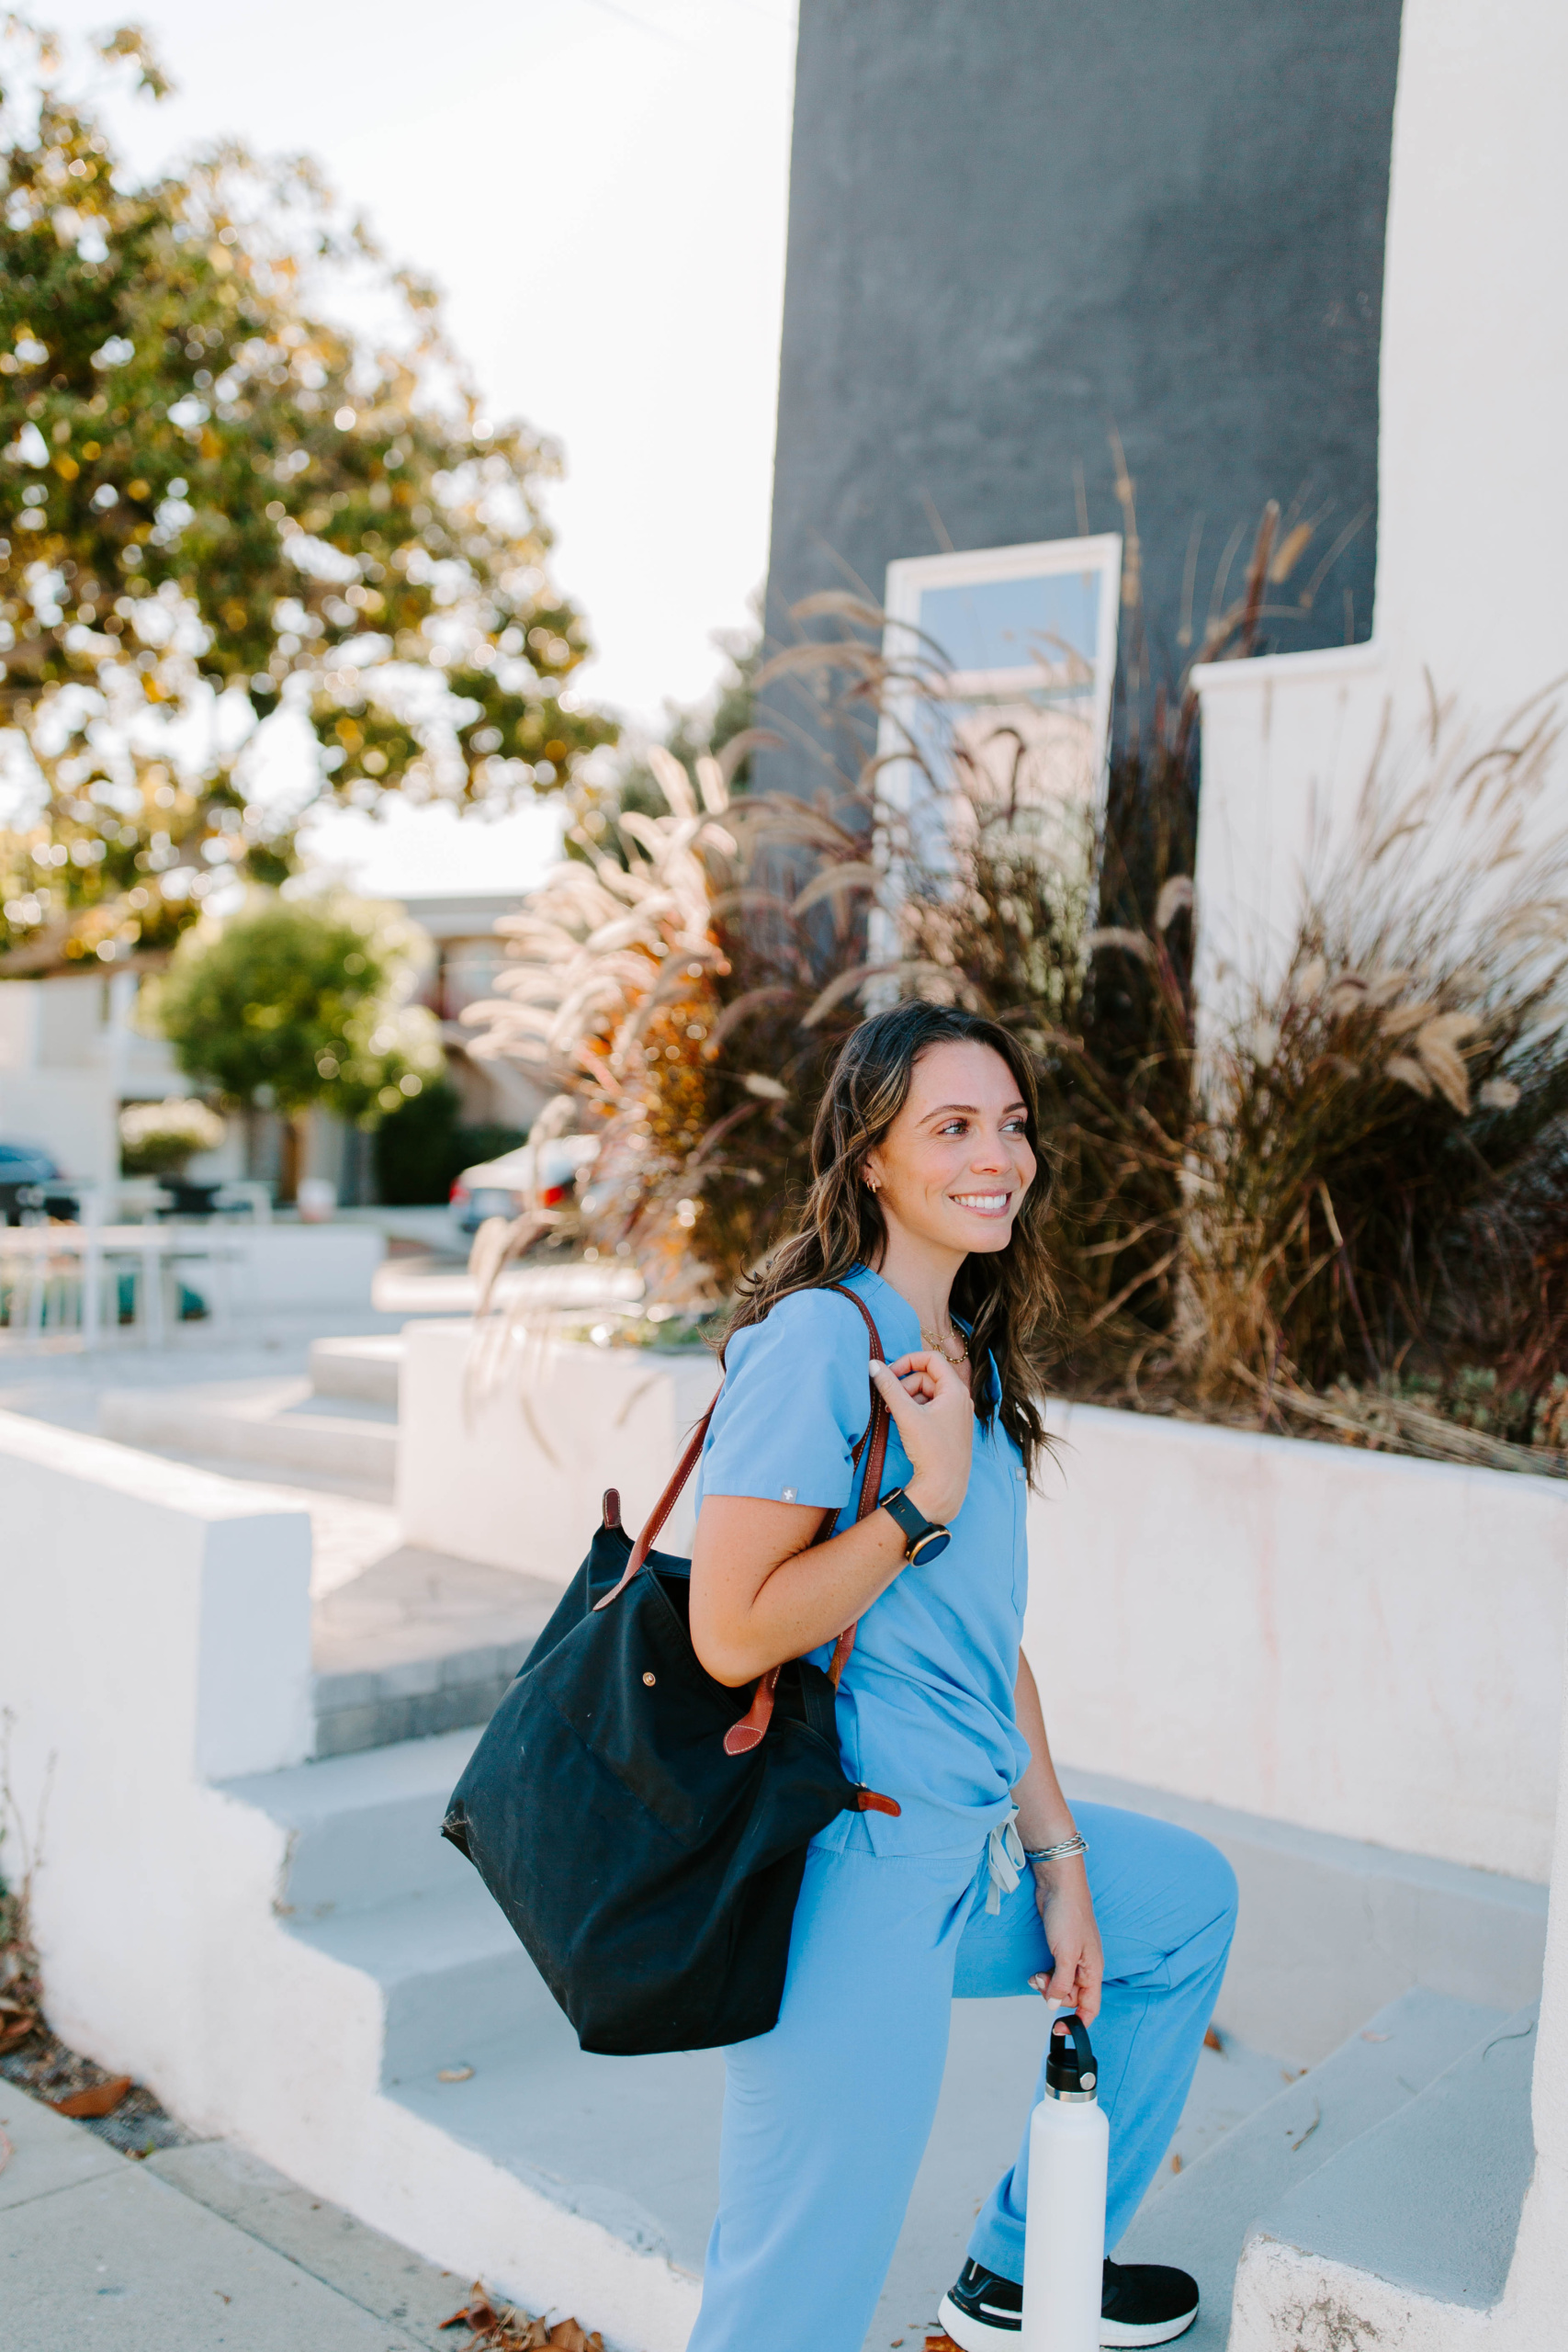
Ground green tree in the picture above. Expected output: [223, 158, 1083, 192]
[0, 19, 615, 973]
[150, 890, 445, 1193]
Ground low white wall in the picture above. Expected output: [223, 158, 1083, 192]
[1029, 1404, 1567, 1883]
[214, 1225, 386, 1313]
[398, 1320, 720, 1577]
[0, 1408, 704, 2352]
[397, 1327, 1565, 1881]
[0, 1412, 312, 2091]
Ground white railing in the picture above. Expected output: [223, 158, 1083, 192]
[0, 1220, 248, 1347]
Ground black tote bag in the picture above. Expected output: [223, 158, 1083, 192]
[442, 1285, 899, 2056]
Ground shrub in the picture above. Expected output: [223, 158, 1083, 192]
[118, 1096, 226, 1177]
[373, 1080, 525, 1207]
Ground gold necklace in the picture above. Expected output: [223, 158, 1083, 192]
[920, 1322, 969, 1366]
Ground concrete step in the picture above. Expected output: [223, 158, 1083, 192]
[216, 1735, 1549, 2351]
[1235, 1999, 1540, 2331]
[311, 1549, 557, 1758]
[1061, 1766, 1549, 2068]
[291, 1877, 552, 2084]
[310, 1334, 404, 1408]
[224, 1726, 485, 1917]
[100, 1377, 398, 1494]
[1115, 1985, 1509, 2348]
[224, 1732, 1297, 2333]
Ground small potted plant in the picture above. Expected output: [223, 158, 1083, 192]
[118, 1098, 229, 1218]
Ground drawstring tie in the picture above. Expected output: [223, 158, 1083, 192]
[986, 1808, 1025, 1915]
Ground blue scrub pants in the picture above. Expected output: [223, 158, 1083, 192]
[688, 1802, 1238, 2352]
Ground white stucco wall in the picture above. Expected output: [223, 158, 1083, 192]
[398, 1331, 1566, 1880]
[1028, 1403, 1566, 1883]
[397, 1320, 721, 1577]
[1193, 0, 1568, 1016]
[0, 1411, 313, 2091]
[1374, 0, 1568, 735]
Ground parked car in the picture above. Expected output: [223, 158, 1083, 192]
[448, 1135, 600, 1239]
[0, 1139, 79, 1225]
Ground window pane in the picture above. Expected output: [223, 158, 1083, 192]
[916, 570, 1102, 681]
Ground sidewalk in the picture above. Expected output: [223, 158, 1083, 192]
[0, 2079, 466, 2349]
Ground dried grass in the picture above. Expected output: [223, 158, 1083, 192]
[465, 503, 1568, 1468]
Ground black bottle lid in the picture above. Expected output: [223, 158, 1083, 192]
[1044, 2012, 1100, 2100]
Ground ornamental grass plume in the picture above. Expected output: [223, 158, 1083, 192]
[462, 742, 924, 1301]
[1182, 688, 1568, 1408]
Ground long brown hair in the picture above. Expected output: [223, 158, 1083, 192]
[724, 1001, 1058, 1480]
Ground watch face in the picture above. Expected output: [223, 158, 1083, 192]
[908, 1527, 952, 1564]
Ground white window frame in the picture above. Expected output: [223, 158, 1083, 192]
[875, 532, 1123, 828]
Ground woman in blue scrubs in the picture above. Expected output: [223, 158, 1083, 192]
[686, 1000, 1235, 2352]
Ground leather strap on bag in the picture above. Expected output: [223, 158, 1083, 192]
[723, 1287, 890, 1755]
[590, 1284, 892, 1756]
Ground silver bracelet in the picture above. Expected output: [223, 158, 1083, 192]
[1024, 1832, 1088, 1864]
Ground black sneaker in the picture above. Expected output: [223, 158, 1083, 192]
[1099, 2258, 1200, 2346]
[938, 2256, 1199, 2349]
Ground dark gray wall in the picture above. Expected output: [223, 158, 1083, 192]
[760, 0, 1403, 787]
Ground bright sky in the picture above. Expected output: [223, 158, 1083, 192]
[39, 0, 798, 892]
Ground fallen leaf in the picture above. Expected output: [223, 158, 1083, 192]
[1170, 2153, 1183, 2173]
[547, 2321, 603, 2352]
[1360, 2030, 1391, 2042]
[1203, 2025, 1224, 2052]
[437, 2066, 475, 2084]
[1290, 2098, 1322, 2154]
[51, 2075, 132, 2119]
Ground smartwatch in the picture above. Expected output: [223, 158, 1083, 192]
[879, 1486, 952, 1564]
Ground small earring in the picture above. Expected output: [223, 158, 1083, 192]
[864, 1173, 879, 1194]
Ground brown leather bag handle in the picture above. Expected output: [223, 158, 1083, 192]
[590, 1285, 892, 1751]
[722, 1287, 890, 1754]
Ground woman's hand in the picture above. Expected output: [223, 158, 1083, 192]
[1028, 1854, 1104, 2025]
[870, 1349, 974, 1525]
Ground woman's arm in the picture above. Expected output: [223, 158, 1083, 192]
[689, 1349, 973, 1687]
[1013, 1648, 1104, 2024]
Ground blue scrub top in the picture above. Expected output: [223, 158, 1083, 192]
[693, 1263, 1032, 1857]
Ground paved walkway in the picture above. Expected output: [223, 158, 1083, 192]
[1, 2080, 468, 2350]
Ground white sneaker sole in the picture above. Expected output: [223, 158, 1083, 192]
[1100, 2310, 1199, 2347]
[936, 2292, 1018, 2350]
[936, 2290, 1199, 2350]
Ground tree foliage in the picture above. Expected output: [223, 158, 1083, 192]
[150, 891, 444, 1124]
[0, 18, 613, 973]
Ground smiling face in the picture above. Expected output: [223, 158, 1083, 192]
[862, 1038, 1037, 1266]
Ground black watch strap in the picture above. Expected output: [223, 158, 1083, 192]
[880, 1486, 952, 1564]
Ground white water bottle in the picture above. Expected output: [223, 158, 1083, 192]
[1020, 2011, 1110, 2352]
